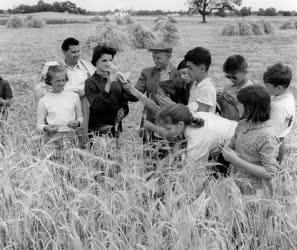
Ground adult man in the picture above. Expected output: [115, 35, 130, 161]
[124, 42, 185, 141]
[61, 37, 95, 146]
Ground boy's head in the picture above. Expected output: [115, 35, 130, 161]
[91, 45, 117, 73]
[223, 55, 248, 86]
[263, 63, 292, 96]
[184, 47, 211, 82]
[177, 60, 191, 84]
[62, 37, 80, 65]
[45, 65, 68, 93]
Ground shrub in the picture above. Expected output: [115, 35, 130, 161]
[125, 23, 157, 49]
[86, 23, 130, 51]
[153, 20, 180, 45]
[6, 16, 25, 28]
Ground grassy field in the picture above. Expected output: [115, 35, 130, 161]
[0, 14, 297, 249]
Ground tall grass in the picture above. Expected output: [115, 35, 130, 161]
[0, 82, 297, 249]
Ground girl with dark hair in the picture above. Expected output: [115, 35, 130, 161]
[85, 45, 129, 137]
[222, 85, 279, 195]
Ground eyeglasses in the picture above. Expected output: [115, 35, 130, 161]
[225, 74, 238, 80]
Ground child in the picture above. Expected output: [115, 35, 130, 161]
[33, 61, 59, 104]
[85, 45, 129, 138]
[177, 59, 193, 105]
[184, 47, 216, 114]
[0, 76, 13, 121]
[36, 65, 83, 148]
[147, 104, 238, 163]
[222, 85, 279, 195]
[217, 55, 253, 121]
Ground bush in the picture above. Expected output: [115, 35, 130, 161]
[6, 16, 25, 28]
[125, 23, 157, 49]
[153, 20, 180, 45]
[86, 23, 130, 51]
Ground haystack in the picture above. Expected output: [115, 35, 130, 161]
[115, 15, 134, 25]
[250, 22, 264, 35]
[262, 20, 274, 34]
[154, 15, 167, 23]
[26, 16, 46, 28]
[238, 19, 253, 36]
[86, 23, 130, 51]
[294, 20, 297, 29]
[280, 21, 295, 30]
[168, 16, 178, 23]
[221, 23, 240, 36]
[125, 23, 157, 49]
[153, 20, 180, 45]
[91, 16, 110, 22]
[6, 16, 25, 28]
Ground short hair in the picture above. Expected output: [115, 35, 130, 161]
[45, 65, 68, 86]
[177, 60, 188, 71]
[263, 63, 292, 88]
[184, 47, 211, 71]
[91, 45, 117, 66]
[157, 104, 204, 128]
[237, 85, 270, 123]
[223, 55, 248, 74]
[61, 37, 79, 51]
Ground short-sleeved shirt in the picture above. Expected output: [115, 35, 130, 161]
[188, 77, 216, 113]
[269, 92, 296, 139]
[185, 112, 237, 163]
[229, 120, 279, 194]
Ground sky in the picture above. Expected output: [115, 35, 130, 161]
[0, 0, 296, 11]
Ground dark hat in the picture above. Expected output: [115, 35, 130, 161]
[148, 42, 173, 53]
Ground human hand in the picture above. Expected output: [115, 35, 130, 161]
[67, 120, 80, 129]
[75, 89, 84, 98]
[222, 146, 240, 163]
[223, 92, 238, 106]
[117, 108, 126, 121]
[217, 91, 224, 101]
[44, 125, 59, 134]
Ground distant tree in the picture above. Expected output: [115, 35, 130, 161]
[240, 6, 251, 16]
[187, 0, 242, 23]
[265, 7, 277, 16]
[278, 10, 292, 16]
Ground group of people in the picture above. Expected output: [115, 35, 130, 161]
[6, 36, 293, 195]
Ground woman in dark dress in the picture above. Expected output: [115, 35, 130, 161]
[85, 45, 129, 138]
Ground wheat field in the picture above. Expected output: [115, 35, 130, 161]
[0, 14, 297, 249]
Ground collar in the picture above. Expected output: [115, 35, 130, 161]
[272, 91, 292, 101]
[241, 119, 271, 133]
[63, 59, 83, 70]
[193, 77, 211, 88]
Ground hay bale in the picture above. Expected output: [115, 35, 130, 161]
[154, 15, 167, 23]
[123, 15, 134, 25]
[26, 16, 46, 28]
[221, 23, 240, 36]
[86, 23, 130, 51]
[91, 16, 104, 22]
[238, 19, 253, 36]
[6, 16, 25, 28]
[262, 20, 274, 34]
[168, 16, 178, 23]
[250, 22, 264, 35]
[280, 21, 295, 30]
[153, 20, 180, 45]
[125, 23, 157, 49]
[294, 20, 297, 29]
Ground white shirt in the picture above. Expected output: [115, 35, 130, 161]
[269, 91, 295, 138]
[188, 77, 217, 113]
[185, 112, 238, 163]
[37, 90, 83, 132]
[64, 59, 96, 93]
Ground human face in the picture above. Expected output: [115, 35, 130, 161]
[50, 72, 67, 93]
[186, 61, 205, 82]
[63, 45, 80, 65]
[95, 54, 114, 75]
[264, 82, 284, 96]
[152, 51, 171, 69]
[178, 68, 191, 84]
[158, 119, 184, 140]
[225, 71, 246, 87]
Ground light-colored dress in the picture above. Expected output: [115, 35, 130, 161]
[229, 119, 280, 194]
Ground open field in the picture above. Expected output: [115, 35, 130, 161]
[0, 14, 297, 249]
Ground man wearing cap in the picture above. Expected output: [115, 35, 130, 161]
[124, 42, 185, 142]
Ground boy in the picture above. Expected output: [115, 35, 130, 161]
[264, 63, 295, 161]
[217, 55, 253, 121]
[0, 76, 13, 121]
[184, 47, 216, 114]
